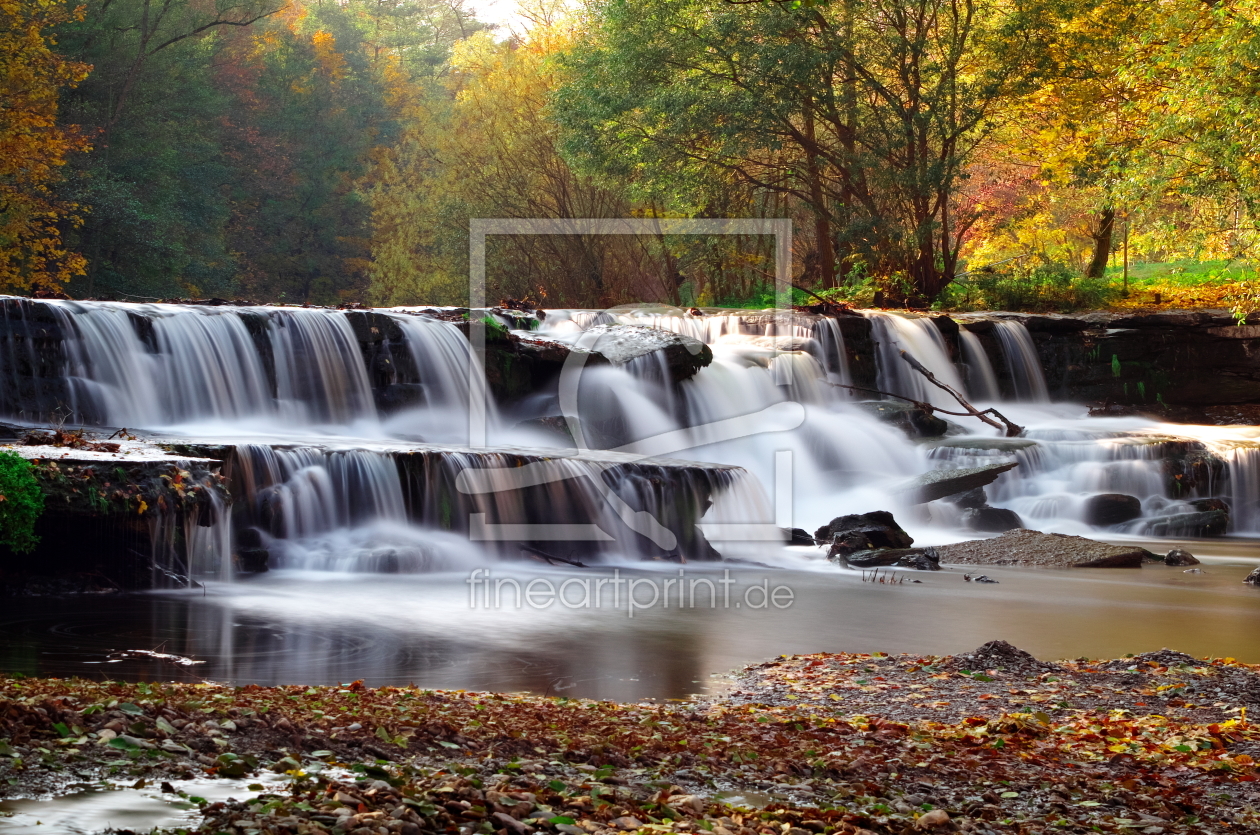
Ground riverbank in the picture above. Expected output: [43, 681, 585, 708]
[2, 643, 1258, 834]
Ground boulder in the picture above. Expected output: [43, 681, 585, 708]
[1164, 548, 1200, 566]
[854, 400, 951, 439]
[932, 529, 1156, 568]
[782, 527, 815, 545]
[963, 506, 1024, 533]
[837, 548, 940, 571]
[1190, 497, 1231, 514]
[1143, 510, 1228, 537]
[893, 462, 1019, 504]
[579, 324, 713, 382]
[944, 487, 988, 509]
[1246, 567, 1260, 586]
[815, 511, 914, 557]
[1083, 493, 1143, 527]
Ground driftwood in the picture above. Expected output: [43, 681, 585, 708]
[897, 351, 1023, 437]
[829, 353, 1024, 437]
[520, 545, 587, 568]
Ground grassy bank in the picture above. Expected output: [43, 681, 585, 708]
[2, 644, 1258, 833]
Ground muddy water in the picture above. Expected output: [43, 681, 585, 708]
[2, 539, 1258, 702]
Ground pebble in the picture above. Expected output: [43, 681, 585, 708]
[915, 809, 950, 829]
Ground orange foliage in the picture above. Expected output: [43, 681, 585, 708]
[0, 0, 90, 291]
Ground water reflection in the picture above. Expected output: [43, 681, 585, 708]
[2, 546, 1260, 701]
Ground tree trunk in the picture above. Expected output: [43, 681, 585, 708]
[802, 102, 836, 289]
[1085, 207, 1115, 278]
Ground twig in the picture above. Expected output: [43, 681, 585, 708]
[898, 350, 1024, 437]
[826, 379, 1022, 435]
[520, 545, 587, 568]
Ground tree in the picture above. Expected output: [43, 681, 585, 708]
[0, 0, 89, 292]
[366, 18, 674, 307]
[554, 0, 1050, 305]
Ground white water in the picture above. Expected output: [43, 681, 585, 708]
[4, 298, 1260, 579]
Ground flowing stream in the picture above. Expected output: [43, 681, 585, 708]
[1, 299, 1260, 695]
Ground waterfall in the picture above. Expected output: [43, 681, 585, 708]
[811, 318, 853, 391]
[993, 321, 1049, 402]
[862, 312, 968, 408]
[958, 329, 999, 401]
[1226, 445, 1260, 531]
[0, 301, 378, 428]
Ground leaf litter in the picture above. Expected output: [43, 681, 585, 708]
[0, 640, 1258, 834]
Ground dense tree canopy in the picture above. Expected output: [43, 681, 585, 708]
[1, 0, 1260, 306]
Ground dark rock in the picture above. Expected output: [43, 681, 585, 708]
[894, 551, 942, 571]
[894, 461, 1019, 504]
[930, 315, 960, 361]
[839, 548, 938, 570]
[944, 487, 988, 509]
[1190, 497, 1231, 514]
[1164, 548, 1200, 566]
[839, 548, 912, 568]
[815, 511, 914, 557]
[853, 400, 950, 439]
[1245, 567, 1260, 586]
[963, 506, 1024, 533]
[782, 528, 815, 545]
[1143, 510, 1228, 537]
[1083, 493, 1143, 527]
[579, 324, 713, 383]
[933, 529, 1154, 568]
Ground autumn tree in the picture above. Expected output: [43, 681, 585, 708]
[367, 16, 676, 308]
[0, 0, 89, 292]
[554, 0, 1066, 306]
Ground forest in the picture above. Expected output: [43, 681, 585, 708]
[3, 0, 1260, 310]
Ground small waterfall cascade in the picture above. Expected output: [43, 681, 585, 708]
[811, 318, 853, 391]
[221, 442, 740, 570]
[958, 329, 999, 401]
[862, 312, 969, 408]
[992, 321, 1050, 401]
[12, 293, 1260, 585]
[0, 300, 378, 428]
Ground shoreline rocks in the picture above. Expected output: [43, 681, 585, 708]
[932, 529, 1156, 568]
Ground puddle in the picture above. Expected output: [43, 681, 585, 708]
[713, 790, 774, 809]
[0, 773, 292, 835]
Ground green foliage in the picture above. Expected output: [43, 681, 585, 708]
[0, 452, 44, 554]
[938, 262, 1119, 313]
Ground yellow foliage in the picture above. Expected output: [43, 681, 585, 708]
[0, 0, 90, 292]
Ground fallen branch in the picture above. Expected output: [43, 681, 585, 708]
[520, 545, 587, 568]
[898, 350, 1024, 437]
[827, 379, 1023, 436]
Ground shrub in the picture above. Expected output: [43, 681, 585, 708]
[939, 262, 1120, 312]
[0, 452, 44, 554]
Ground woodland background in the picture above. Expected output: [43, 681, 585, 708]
[4, 0, 1260, 311]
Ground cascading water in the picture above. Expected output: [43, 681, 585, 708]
[6, 294, 1260, 585]
[958, 329, 999, 401]
[861, 311, 969, 408]
[992, 321, 1050, 402]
